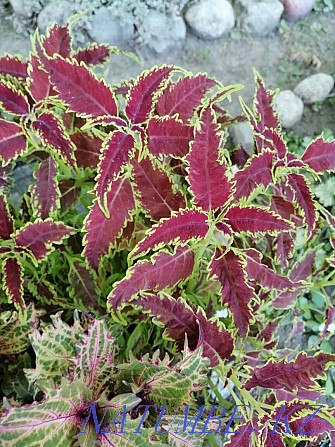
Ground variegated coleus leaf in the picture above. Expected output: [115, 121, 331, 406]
[42, 23, 72, 58]
[0, 303, 40, 355]
[288, 408, 335, 442]
[70, 130, 102, 169]
[0, 119, 27, 165]
[0, 193, 14, 239]
[133, 294, 234, 366]
[301, 136, 335, 172]
[187, 106, 233, 211]
[209, 248, 254, 338]
[0, 54, 28, 79]
[3, 257, 25, 315]
[27, 54, 55, 103]
[146, 116, 193, 158]
[30, 156, 60, 219]
[131, 156, 186, 221]
[125, 65, 173, 124]
[32, 112, 76, 167]
[114, 338, 209, 405]
[14, 219, 75, 261]
[254, 71, 280, 132]
[95, 130, 135, 215]
[0, 80, 29, 115]
[68, 261, 102, 314]
[59, 179, 80, 212]
[156, 74, 216, 123]
[130, 209, 209, 260]
[108, 246, 194, 315]
[73, 43, 113, 66]
[83, 176, 135, 271]
[243, 352, 335, 397]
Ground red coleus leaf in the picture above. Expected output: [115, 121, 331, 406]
[30, 156, 60, 219]
[70, 131, 102, 169]
[222, 421, 254, 446]
[15, 219, 74, 261]
[263, 432, 285, 447]
[95, 130, 135, 214]
[43, 56, 118, 119]
[225, 206, 292, 235]
[3, 257, 25, 314]
[59, 179, 80, 212]
[27, 55, 55, 102]
[32, 112, 76, 167]
[0, 194, 14, 240]
[254, 73, 280, 131]
[322, 306, 335, 340]
[244, 352, 335, 397]
[0, 119, 27, 165]
[262, 128, 287, 159]
[289, 413, 335, 441]
[0, 55, 28, 79]
[83, 177, 135, 270]
[301, 136, 335, 172]
[108, 246, 194, 314]
[0, 80, 29, 115]
[187, 106, 232, 211]
[42, 23, 72, 58]
[131, 156, 186, 221]
[156, 74, 215, 123]
[209, 248, 254, 338]
[133, 294, 233, 366]
[125, 66, 173, 124]
[233, 150, 275, 200]
[270, 195, 295, 221]
[146, 116, 193, 158]
[73, 43, 112, 66]
[130, 209, 209, 259]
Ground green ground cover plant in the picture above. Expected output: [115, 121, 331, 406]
[0, 22, 335, 446]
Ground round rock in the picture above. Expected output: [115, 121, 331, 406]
[185, 0, 235, 40]
[88, 7, 134, 47]
[37, 0, 72, 32]
[283, 0, 316, 22]
[294, 73, 334, 104]
[274, 90, 304, 128]
[9, 0, 32, 19]
[230, 122, 254, 155]
[241, 0, 284, 36]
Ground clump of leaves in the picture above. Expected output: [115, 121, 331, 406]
[1, 22, 335, 446]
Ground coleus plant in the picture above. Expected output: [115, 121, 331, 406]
[0, 21, 335, 447]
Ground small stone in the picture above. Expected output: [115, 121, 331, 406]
[185, 0, 235, 40]
[37, 1, 72, 32]
[230, 122, 254, 155]
[294, 73, 334, 104]
[139, 11, 186, 56]
[283, 0, 316, 22]
[9, 0, 32, 19]
[88, 7, 134, 47]
[274, 90, 304, 128]
[241, 0, 284, 36]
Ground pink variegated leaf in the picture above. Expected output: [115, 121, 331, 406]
[0, 80, 29, 115]
[254, 73, 280, 131]
[30, 156, 60, 219]
[108, 246, 194, 314]
[187, 106, 232, 211]
[27, 55, 55, 102]
[0, 120, 27, 165]
[73, 43, 112, 66]
[244, 352, 335, 396]
[15, 219, 75, 261]
[125, 66, 173, 124]
[83, 177, 135, 271]
[156, 74, 216, 123]
[95, 130, 135, 214]
[209, 248, 254, 338]
[3, 257, 25, 314]
[0, 55, 28, 79]
[43, 56, 118, 118]
[131, 156, 186, 221]
[0, 194, 14, 240]
[42, 23, 71, 58]
[130, 209, 209, 259]
[233, 150, 275, 200]
[133, 294, 234, 366]
[146, 116, 193, 158]
[32, 112, 76, 167]
[301, 136, 335, 172]
[70, 131, 102, 169]
[262, 128, 287, 159]
[225, 206, 292, 235]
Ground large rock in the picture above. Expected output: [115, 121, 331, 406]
[283, 0, 316, 22]
[37, 1, 72, 32]
[9, 0, 32, 19]
[88, 7, 134, 47]
[241, 0, 284, 36]
[274, 90, 304, 128]
[294, 73, 334, 104]
[230, 122, 254, 155]
[140, 10, 186, 56]
[185, 0, 235, 40]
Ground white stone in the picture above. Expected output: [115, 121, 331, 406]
[88, 7, 134, 47]
[9, 0, 32, 19]
[283, 0, 316, 22]
[274, 90, 304, 128]
[37, 1, 72, 32]
[185, 0, 235, 40]
[241, 0, 284, 36]
[294, 73, 335, 104]
[230, 122, 254, 155]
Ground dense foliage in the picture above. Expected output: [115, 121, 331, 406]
[0, 23, 335, 446]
